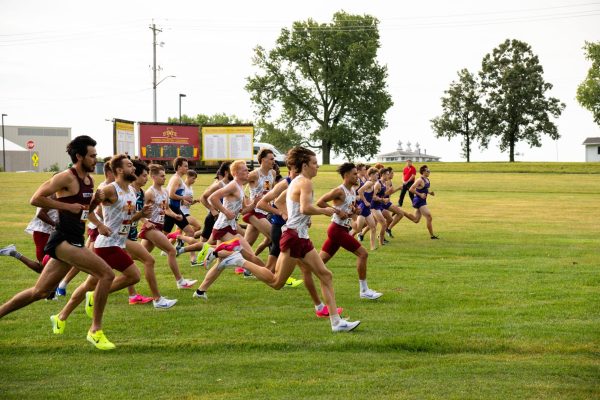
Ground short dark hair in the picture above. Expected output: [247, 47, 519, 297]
[356, 163, 366, 171]
[337, 162, 356, 178]
[173, 157, 187, 170]
[133, 159, 149, 177]
[287, 146, 315, 173]
[257, 148, 274, 164]
[186, 170, 197, 179]
[420, 165, 429, 174]
[216, 161, 232, 179]
[66, 135, 96, 163]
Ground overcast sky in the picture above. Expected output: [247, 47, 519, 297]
[1, 0, 599, 162]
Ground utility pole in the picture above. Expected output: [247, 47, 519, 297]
[150, 23, 162, 122]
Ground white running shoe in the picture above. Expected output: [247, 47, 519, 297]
[177, 278, 198, 289]
[332, 319, 361, 332]
[360, 289, 383, 300]
[0, 244, 16, 257]
[192, 291, 208, 300]
[160, 251, 167, 256]
[216, 252, 245, 271]
[153, 297, 177, 309]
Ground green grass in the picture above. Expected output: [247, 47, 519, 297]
[0, 166, 599, 399]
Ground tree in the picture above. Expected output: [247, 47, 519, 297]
[479, 39, 565, 162]
[168, 113, 250, 125]
[254, 120, 303, 154]
[245, 11, 393, 164]
[431, 69, 484, 162]
[576, 41, 600, 126]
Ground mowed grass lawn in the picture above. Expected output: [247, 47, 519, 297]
[0, 164, 598, 399]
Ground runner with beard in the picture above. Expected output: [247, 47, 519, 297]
[50, 155, 147, 343]
[0, 136, 117, 350]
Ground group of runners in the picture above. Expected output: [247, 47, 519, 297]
[0, 135, 437, 350]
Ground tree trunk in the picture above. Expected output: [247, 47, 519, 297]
[321, 140, 331, 165]
[466, 130, 471, 163]
[509, 132, 515, 162]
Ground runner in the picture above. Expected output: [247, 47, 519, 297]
[317, 162, 383, 300]
[408, 165, 438, 239]
[163, 157, 195, 239]
[139, 164, 197, 289]
[50, 154, 147, 339]
[354, 167, 379, 251]
[0, 135, 117, 350]
[207, 160, 265, 267]
[242, 148, 275, 254]
[0, 205, 58, 275]
[126, 159, 177, 309]
[201, 147, 360, 332]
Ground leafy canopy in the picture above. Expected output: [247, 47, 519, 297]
[479, 39, 565, 162]
[431, 69, 484, 162]
[246, 11, 393, 164]
[576, 41, 600, 126]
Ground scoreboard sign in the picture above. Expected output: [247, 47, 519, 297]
[139, 123, 200, 161]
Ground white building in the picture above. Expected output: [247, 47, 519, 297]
[1, 125, 71, 171]
[0, 138, 33, 171]
[582, 137, 600, 162]
[377, 140, 441, 163]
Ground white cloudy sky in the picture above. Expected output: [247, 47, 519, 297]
[1, 0, 599, 162]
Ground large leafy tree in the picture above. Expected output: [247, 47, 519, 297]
[245, 11, 393, 164]
[479, 39, 565, 162]
[254, 120, 303, 154]
[431, 69, 484, 162]
[576, 41, 600, 126]
[168, 113, 249, 125]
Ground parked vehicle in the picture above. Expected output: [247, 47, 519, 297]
[252, 142, 287, 166]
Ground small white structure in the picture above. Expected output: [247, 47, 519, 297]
[582, 137, 600, 162]
[0, 138, 33, 171]
[377, 140, 441, 163]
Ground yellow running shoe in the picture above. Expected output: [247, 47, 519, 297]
[50, 314, 66, 334]
[85, 291, 94, 319]
[86, 330, 116, 350]
[285, 277, 304, 288]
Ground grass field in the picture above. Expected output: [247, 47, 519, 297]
[0, 164, 599, 399]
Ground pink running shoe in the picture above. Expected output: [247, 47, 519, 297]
[234, 267, 245, 275]
[166, 231, 180, 240]
[315, 305, 344, 318]
[129, 294, 153, 305]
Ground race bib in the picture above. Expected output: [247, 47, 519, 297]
[118, 223, 131, 236]
[80, 209, 89, 221]
[157, 214, 165, 224]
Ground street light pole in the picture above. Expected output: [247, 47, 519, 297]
[1, 114, 7, 172]
[179, 94, 187, 123]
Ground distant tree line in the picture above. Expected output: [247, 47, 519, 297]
[431, 39, 566, 162]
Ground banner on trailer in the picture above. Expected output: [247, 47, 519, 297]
[114, 119, 135, 156]
[139, 123, 200, 161]
[201, 125, 253, 161]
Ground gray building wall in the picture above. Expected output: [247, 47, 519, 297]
[2, 125, 71, 171]
[0, 150, 32, 171]
[585, 144, 600, 162]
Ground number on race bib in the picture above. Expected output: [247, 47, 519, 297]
[80, 209, 89, 221]
[118, 224, 131, 236]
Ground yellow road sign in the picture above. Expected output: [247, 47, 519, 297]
[32, 152, 39, 163]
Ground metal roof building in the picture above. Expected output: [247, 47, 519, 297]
[377, 140, 441, 163]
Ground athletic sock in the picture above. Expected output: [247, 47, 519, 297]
[58, 281, 68, 290]
[359, 279, 368, 292]
[315, 302, 325, 312]
[12, 251, 23, 260]
[330, 313, 342, 326]
[195, 289, 205, 296]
